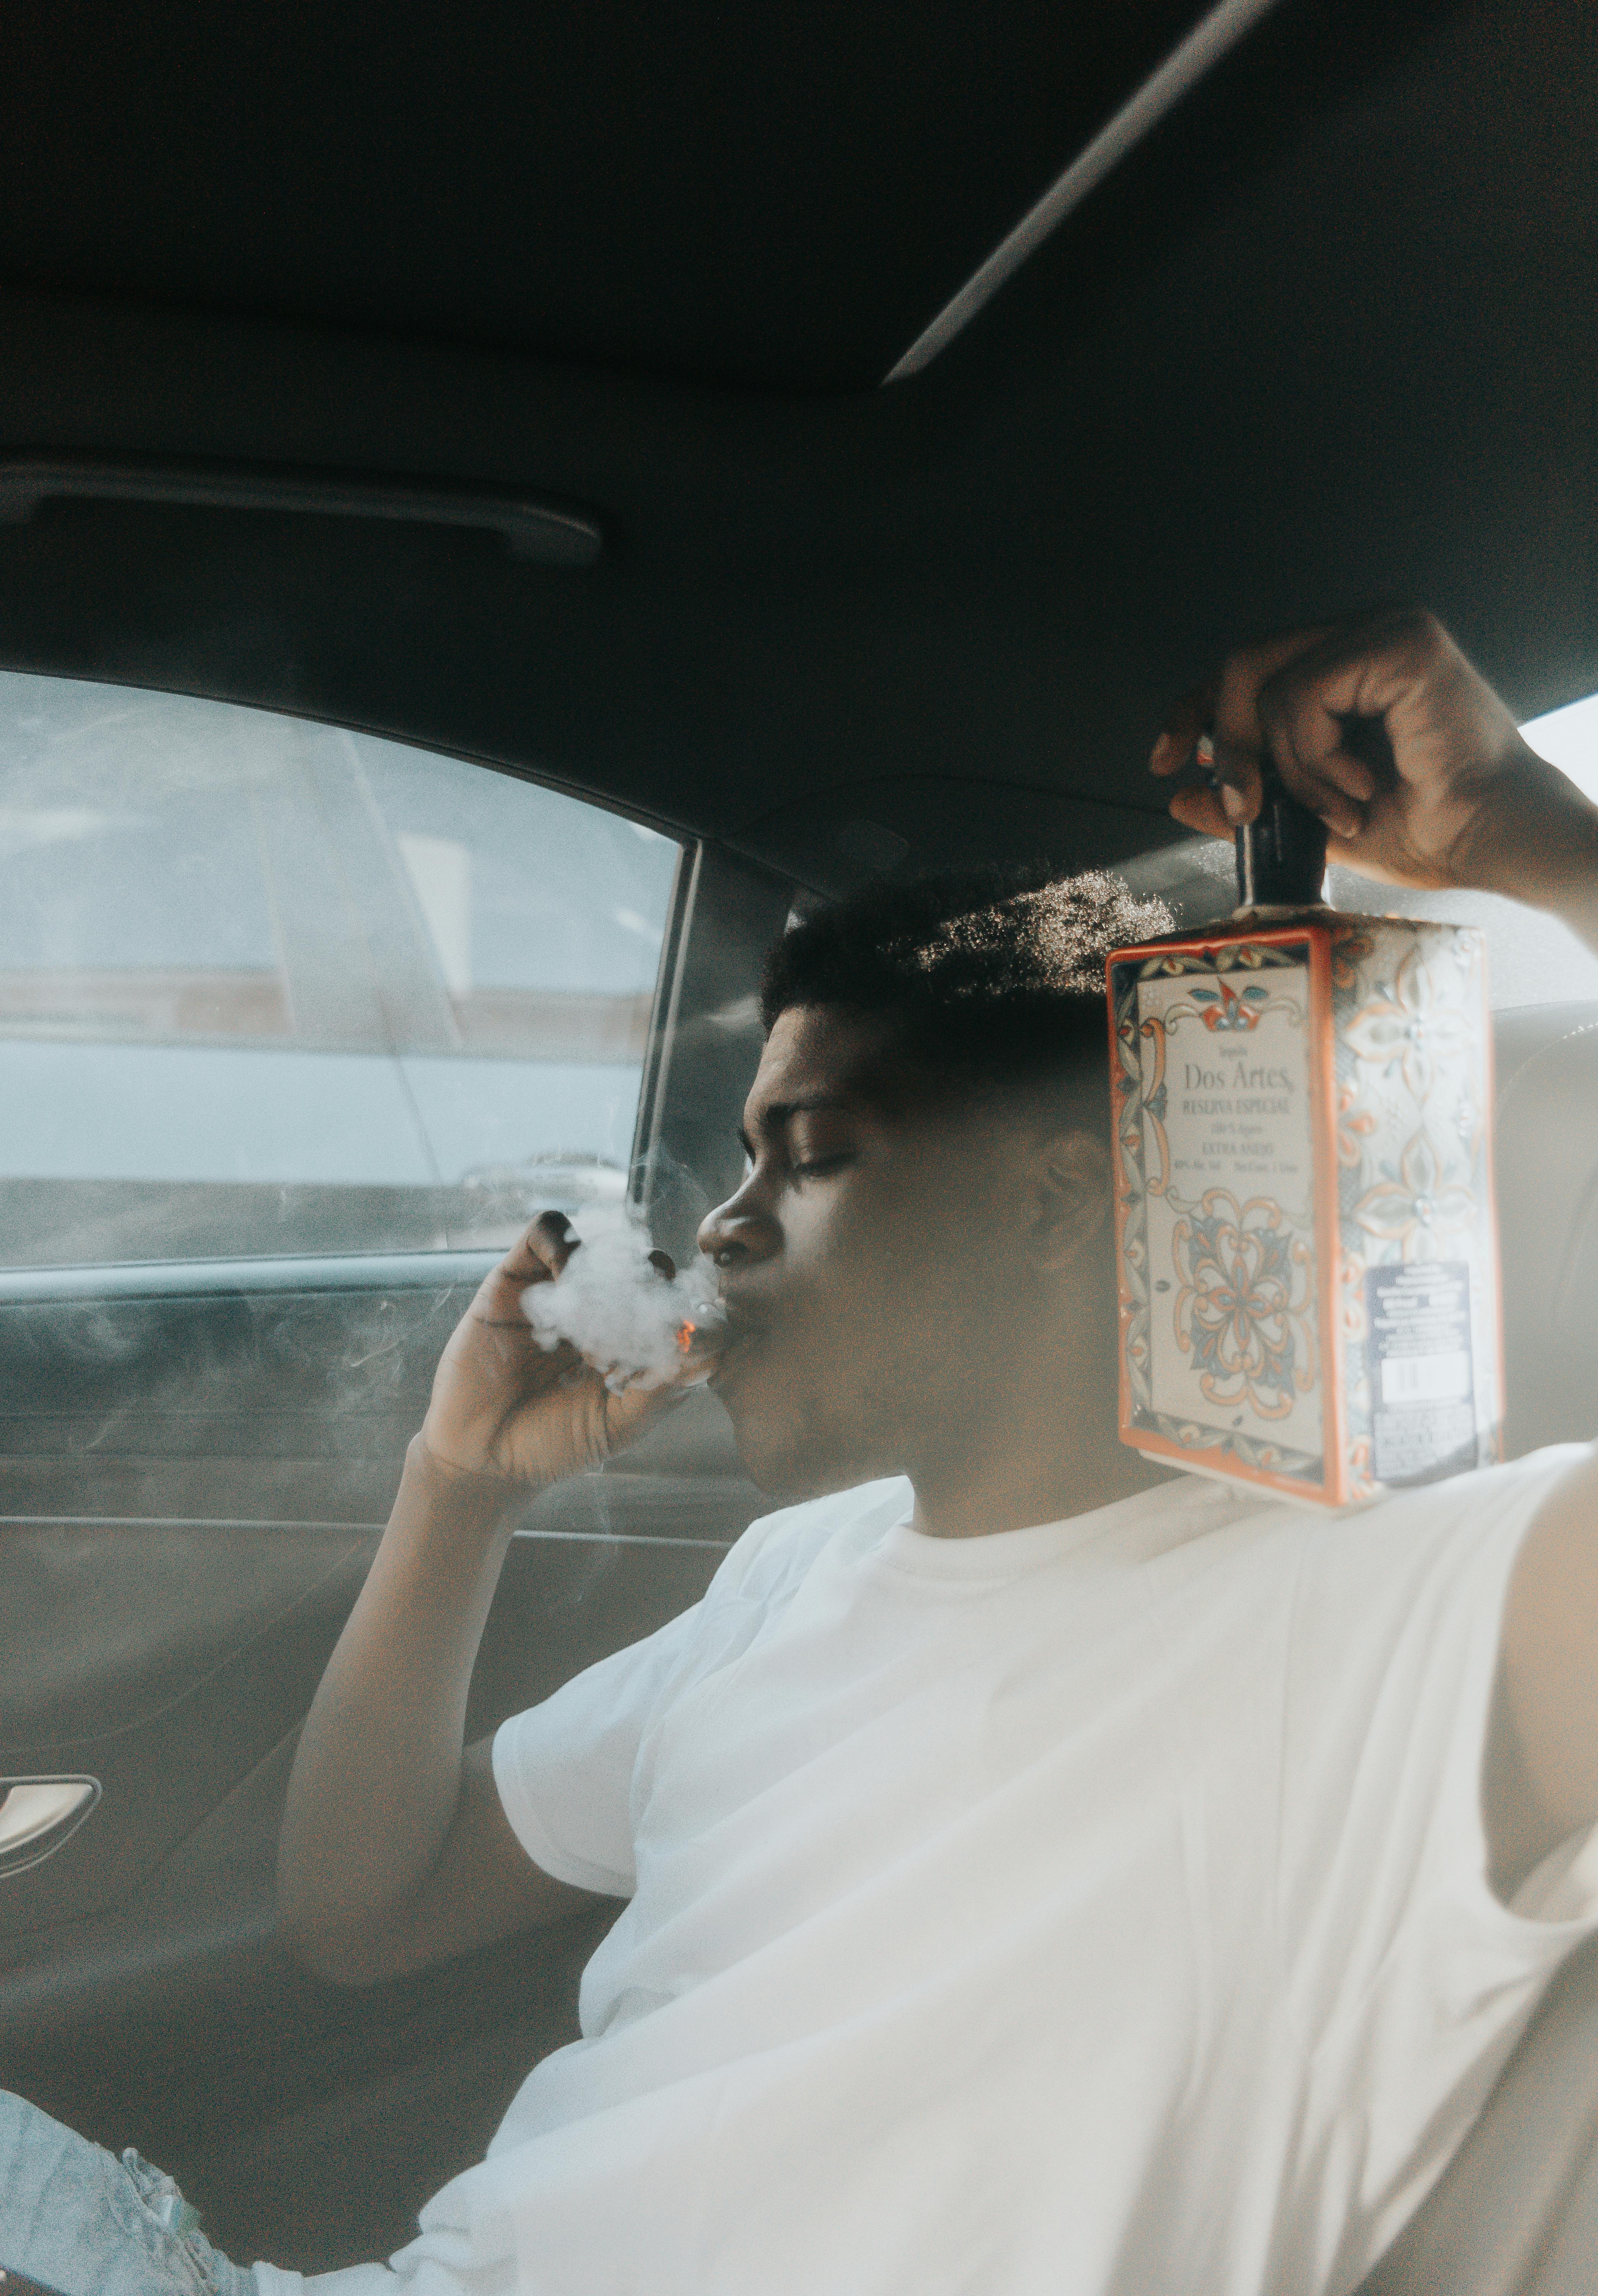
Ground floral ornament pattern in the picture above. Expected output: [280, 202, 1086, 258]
[1452, 1083, 1485, 1170]
[1345, 1438, 1376, 1504]
[1342, 942, 1474, 1104]
[1335, 1081, 1377, 1171]
[1330, 926, 1376, 992]
[1160, 983, 1302, 1045]
[1109, 973, 1156, 1427]
[1142, 942, 1306, 982]
[1110, 940, 1325, 1484]
[1351, 1126, 1476, 1261]
[1187, 979, 1271, 1032]
[1128, 1012, 1172, 1196]
[1171, 1188, 1316, 1420]
[1338, 1244, 1368, 1340]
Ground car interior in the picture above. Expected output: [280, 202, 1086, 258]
[1, 0, 1595, 2285]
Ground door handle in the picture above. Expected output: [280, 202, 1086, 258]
[0, 1776, 100, 1875]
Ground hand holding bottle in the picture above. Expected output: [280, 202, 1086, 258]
[1149, 607, 1598, 932]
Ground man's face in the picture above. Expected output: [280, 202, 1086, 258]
[697, 1004, 1061, 1498]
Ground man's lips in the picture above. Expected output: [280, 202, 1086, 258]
[706, 1304, 770, 1388]
[715, 1295, 771, 1338]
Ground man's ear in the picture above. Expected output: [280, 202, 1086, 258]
[1028, 1129, 1112, 1271]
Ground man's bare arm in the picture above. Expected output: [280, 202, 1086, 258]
[1485, 1447, 1598, 1894]
[277, 1216, 679, 1986]
[277, 1439, 596, 1985]
[1152, 606, 1598, 1891]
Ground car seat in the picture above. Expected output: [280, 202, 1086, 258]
[1351, 1003, 1598, 2295]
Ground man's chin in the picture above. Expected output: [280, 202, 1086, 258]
[719, 1388, 879, 1503]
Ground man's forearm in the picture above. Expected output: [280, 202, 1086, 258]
[1547, 856, 1598, 961]
[1520, 829, 1598, 958]
[1469, 753, 1598, 955]
[277, 1435, 519, 1961]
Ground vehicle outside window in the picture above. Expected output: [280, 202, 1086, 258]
[0, 674, 680, 1268]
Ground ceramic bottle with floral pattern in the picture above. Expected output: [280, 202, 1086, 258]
[1106, 761, 1502, 1509]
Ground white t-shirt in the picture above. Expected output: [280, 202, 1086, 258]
[290, 1445, 1598, 2296]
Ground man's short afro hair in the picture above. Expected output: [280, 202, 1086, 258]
[760, 864, 1173, 1107]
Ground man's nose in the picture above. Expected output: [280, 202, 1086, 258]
[697, 1180, 780, 1270]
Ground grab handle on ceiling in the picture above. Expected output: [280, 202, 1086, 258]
[0, 457, 603, 565]
[0, 1776, 100, 1876]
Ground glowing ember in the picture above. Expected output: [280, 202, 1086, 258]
[521, 1206, 727, 1390]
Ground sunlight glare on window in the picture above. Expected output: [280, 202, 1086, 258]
[0, 674, 682, 1269]
[1521, 690, 1598, 802]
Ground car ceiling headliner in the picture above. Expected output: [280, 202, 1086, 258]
[2, 0, 1228, 395]
[0, 0, 1593, 891]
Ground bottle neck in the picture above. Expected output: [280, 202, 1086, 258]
[1234, 773, 1328, 910]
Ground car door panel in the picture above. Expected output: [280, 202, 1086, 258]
[0, 1252, 764, 2271]
[0, 1511, 739, 2274]
[4, 1708, 614, 2270]
[0, 1264, 757, 1952]
[0, 1519, 379, 1938]
[0, 1508, 734, 1944]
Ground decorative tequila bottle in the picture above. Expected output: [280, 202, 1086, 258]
[1105, 776, 1503, 1507]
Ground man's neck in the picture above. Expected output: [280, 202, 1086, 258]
[907, 1369, 1172, 1541]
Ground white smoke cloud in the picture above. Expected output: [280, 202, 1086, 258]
[521, 1204, 725, 1391]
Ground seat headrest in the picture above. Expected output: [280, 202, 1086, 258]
[1493, 1002, 1598, 1457]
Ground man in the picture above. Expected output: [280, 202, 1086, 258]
[5, 609, 1598, 2294]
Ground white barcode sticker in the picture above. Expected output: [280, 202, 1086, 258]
[1367, 1261, 1477, 1484]
[1381, 1349, 1472, 1405]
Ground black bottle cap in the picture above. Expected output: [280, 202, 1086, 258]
[1235, 765, 1327, 908]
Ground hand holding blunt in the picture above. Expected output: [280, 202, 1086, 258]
[421, 1212, 686, 1488]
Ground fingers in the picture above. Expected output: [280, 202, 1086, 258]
[1152, 609, 1455, 842]
[470, 1210, 580, 1326]
[1149, 679, 1217, 778]
[1153, 708, 1265, 843]
[1256, 682, 1370, 840]
[1204, 731, 1265, 825]
[1252, 612, 1423, 820]
[1166, 765, 1261, 837]
[1168, 785, 1241, 840]
[503, 1210, 580, 1288]
[1254, 607, 1442, 740]
[602, 1374, 689, 1448]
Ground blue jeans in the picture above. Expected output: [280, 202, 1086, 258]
[0, 2089, 265, 2296]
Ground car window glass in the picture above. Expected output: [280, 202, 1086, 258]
[1521, 689, 1598, 799]
[0, 673, 680, 1269]
[1120, 690, 1598, 1011]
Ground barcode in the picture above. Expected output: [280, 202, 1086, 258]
[1381, 1350, 1472, 1405]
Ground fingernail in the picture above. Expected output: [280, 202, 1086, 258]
[1221, 784, 1251, 823]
